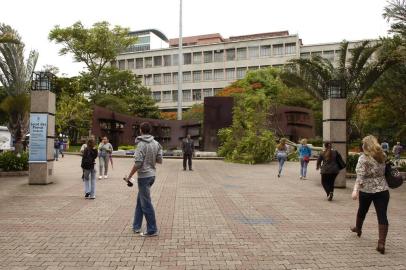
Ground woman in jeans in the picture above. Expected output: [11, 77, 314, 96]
[276, 138, 288, 178]
[98, 136, 113, 179]
[316, 142, 340, 201]
[351, 135, 389, 254]
[298, 138, 311, 180]
[81, 139, 98, 199]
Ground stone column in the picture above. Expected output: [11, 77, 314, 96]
[29, 90, 56, 185]
[323, 98, 347, 188]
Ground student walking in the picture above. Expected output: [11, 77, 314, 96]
[316, 142, 344, 201]
[54, 139, 61, 161]
[392, 142, 403, 166]
[98, 136, 113, 179]
[351, 135, 390, 254]
[276, 138, 288, 178]
[81, 139, 98, 199]
[58, 138, 65, 158]
[298, 138, 311, 180]
[182, 134, 194, 171]
[124, 122, 163, 237]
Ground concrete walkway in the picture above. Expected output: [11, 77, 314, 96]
[0, 156, 405, 270]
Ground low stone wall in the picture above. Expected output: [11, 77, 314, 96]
[0, 171, 28, 177]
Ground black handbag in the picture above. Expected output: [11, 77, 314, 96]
[336, 151, 346, 170]
[385, 161, 404, 189]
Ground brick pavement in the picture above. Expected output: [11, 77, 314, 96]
[0, 156, 405, 270]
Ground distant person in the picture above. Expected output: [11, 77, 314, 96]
[54, 139, 61, 161]
[316, 142, 345, 201]
[124, 122, 163, 237]
[392, 142, 403, 166]
[351, 135, 389, 254]
[276, 138, 288, 178]
[98, 136, 113, 179]
[182, 134, 194, 171]
[381, 141, 389, 155]
[81, 139, 98, 199]
[298, 138, 312, 180]
[58, 138, 65, 158]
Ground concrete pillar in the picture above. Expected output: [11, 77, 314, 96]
[323, 98, 347, 188]
[29, 90, 56, 185]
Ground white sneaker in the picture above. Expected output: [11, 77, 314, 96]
[99, 176, 102, 179]
[104, 175, 108, 179]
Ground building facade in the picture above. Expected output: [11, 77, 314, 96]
[112, 30, 358, 111]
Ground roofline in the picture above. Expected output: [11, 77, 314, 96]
[301, 39, 377, 48]
[129, 29, 169, 42]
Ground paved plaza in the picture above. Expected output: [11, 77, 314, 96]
[0, 156, 405, 270]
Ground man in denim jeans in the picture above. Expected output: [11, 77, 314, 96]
[125, 122, 163, 237]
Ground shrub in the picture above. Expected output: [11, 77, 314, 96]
[118, 145, 134, 151]
[0, 151, 29, 171]
[397, 161, 406, 172]
[347, 154, 360, 173]
[307, 137, 323, 147]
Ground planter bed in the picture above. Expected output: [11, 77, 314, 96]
[0, 171, 28, 177]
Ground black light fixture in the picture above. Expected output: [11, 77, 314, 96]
[326, 79, 345, 99]
[31, 71, 56, 91]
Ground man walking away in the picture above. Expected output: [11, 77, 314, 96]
[182, 134, 194, 171]
[124, 122, 163, 237]
[381, 141, 389, 156]
[393, 142, 403, 166]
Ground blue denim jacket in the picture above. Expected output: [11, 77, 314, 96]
[298, 145, 311, 159]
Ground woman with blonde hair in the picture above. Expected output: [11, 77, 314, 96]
[351, 135, 389, 254]
[276, 138, 288, 178]
[298, 138, 311, 180]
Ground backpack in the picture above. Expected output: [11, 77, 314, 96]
[81, 148, 94, 170]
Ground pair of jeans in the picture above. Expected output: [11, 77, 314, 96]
[133, 176, 157, 233]
[277, 153, 287, 175]
[321, 173, 338, 196]
[54, 149, 59, 160]
[183, 153, 192, 170]
[83, 169, 96, 197]
[357, 190, 390, 225]
[99, 156, 109, 176]
[300, 158, 308, 177]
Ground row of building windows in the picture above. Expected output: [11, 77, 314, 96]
[143, 65, 280, 86]
[115, 43, 297, 70]
[152, 88, 223, 103]
[300, 50, 342, 61]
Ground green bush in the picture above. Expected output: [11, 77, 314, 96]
[347, 154, 360, 173]
[397, 161, 406, 172]
[0, 151, 29, 172]
[118, 145, 134, 151]
[307, 137, 323, 147]
[287, 151, 299, 161]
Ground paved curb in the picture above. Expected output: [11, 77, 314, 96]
[0, 171, 28, 177]
[64, 152, 224, 160]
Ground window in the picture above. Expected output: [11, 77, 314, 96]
[300, 52, 310, 59]
[260, 45, 271, 57]
[162, 91, 172, 102]
[226, 48, 236, 61]
[173, 54, 179, 65]
[193, 52, 202, 64]
[110, 61, 117, 68]
[163, 73, 172, 84]
[192, 89, 202, 101]
[203, 88, 212, 98]
[213, 88, 223, 96]
[214, 69, 224, 80]
[144, 74, 152, 86]
[285, 43, 296, 55]
[204, 51, 213, 63]
[127, 59, 134, 69]
[154, 56, 162, 66]
[183, 71, 191, 82]
[335, 50, 341, 60]
[193, 71, 201, 82]
[203, 70, 213, 81]
[153, 74, 162, 85]
[273, 44, 284, 56]
[311, 51, 322, 57]
[248, 66, 259, 70]
[152, 91, 161, 102]
[173, 72, 178, 83]
[145, 57, 152, 68]
[182, 90, 191, 102]
[173, 90, 178, 102]
[214, 50, 224, 62]
[323, 50, 335, 61]
[137, 35, 150, 44]
[236, 67, 246, 79]
[183, 53, 192, 65]
[163, 55, 172, 66]
[248, 46, 259, 59]
[136, 58, 143, 69]
[225, 68, 235, 80]
[237, 47, 247, 60]
[118, 60, 125, 70]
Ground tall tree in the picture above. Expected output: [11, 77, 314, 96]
[383, 0, 406, 37]
[49, 21, 136, 92]
[0, 24, 38, 153]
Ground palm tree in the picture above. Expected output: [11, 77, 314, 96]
[0, 23, 38, 153]
[383, 0, 406, 37]
[281, 39, 402, 123]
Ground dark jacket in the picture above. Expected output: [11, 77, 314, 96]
[81, 147, 98, 170]
[182, 138, 194, 155]
[317, 150, 340, 174]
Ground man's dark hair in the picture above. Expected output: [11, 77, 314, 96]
[140, 122, 152, 134]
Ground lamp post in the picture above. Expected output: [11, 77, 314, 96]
[29, 71, 56, 185]
[177, 0, 183, 120]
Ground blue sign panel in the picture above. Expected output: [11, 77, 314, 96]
[29, 113, 48, 163]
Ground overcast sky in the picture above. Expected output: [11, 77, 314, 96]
[2, 0, 389, 76]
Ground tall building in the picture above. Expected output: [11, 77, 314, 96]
[112, 29, 359, 111]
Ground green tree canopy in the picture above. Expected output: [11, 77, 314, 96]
[384, 0, 406, 37]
